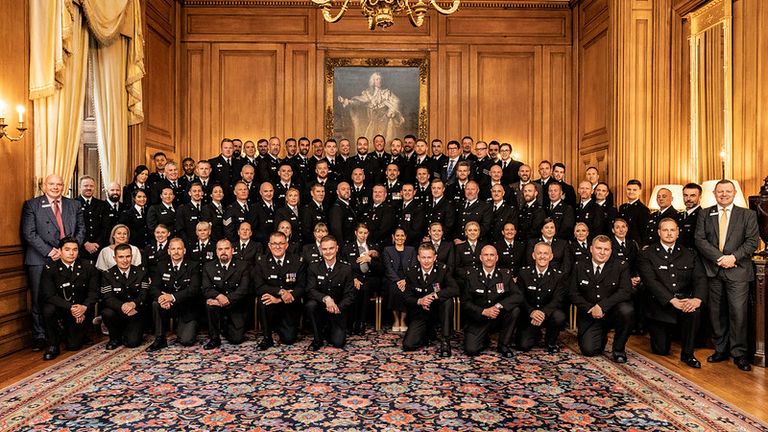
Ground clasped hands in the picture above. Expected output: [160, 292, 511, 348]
[70, 304, 87, 324]
[417, 293, 438, 311]
[716, 254, 737, 269]
[206, 294, 231, 307]
[670, 297, 702, 313]
[120, 301, 138, 316]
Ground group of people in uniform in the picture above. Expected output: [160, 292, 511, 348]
[23, 134, 759, 372]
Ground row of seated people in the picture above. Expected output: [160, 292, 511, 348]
[42, 212, 705, 368]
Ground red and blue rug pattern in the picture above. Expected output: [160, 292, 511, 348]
[1, 332, 766, 431]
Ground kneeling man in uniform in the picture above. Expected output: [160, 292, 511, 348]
[202, 239, 250, 349]
[101, 244, 150, 349]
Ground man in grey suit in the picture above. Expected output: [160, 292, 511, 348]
[22, 174, 85, 349]
[694, 179, 759, 371]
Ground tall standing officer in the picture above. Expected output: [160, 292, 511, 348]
[695, 179, 759, 371]
[40, 237, 99, 360]
[101, 244, 151, 349]
[76, 175, 111, 262]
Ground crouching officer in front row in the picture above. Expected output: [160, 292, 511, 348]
[403, 243, 458, 357]
[462, 245, 522, 358]
[637, 218, 707, 368]
[146, 238, 201, 352]
[515, 242, 567, 353]
[202, 239, 251, 350]
[41, 237, 99, 360]
[254, 231, 306, 351]
[101, 243, 150, 350]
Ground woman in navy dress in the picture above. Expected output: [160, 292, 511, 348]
[382, 228, 417, 332]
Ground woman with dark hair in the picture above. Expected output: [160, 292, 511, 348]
[123, 165, 150, 205]
[201, 183, 226, 242]
[382, 227, 417, 333]
[119, 189, 151, 248]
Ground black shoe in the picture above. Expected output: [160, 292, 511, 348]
[546, 344, 561, 353]
[146, 338, 168, 352]
[356, 324, 367, 336]
[203, 338, 221, 350]
[681, 355, 701, 369]
[43, 346, 60, 361]
[308, 340, 323, 351]
[612, 352, 627, 364]
[439, 340, 452, 358]
[32, 338, 46, 352]
[499, 346, 514, 358]
[105, 339, 121, 350]
[734, 356, 752, 371]
[707, 352, 729, 363]
[257, 338, 274, 351]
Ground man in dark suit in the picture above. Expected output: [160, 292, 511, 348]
[638, 218, 707, 368]
[301, 183, 328, 245]
[494, 222, 526, 276]
[551, 163, 577, 208]
[516, 242, 567, 352]
[146, 238, 201, 351]
[462, 245, 522, 357]
[328, 182, 359, 247]
[149, 161, 184, 206]
[223, 182, 255, 242]
[202, 239, 251, 349]
[254, 232, 306, 350]
[346, 137, 380, 187]
[488, 184, 519, 243]
[305, 236, 356, 350]
[644, 187, 679, 246]
[403, 243, 459, 357]
[239, 164, 260, 203]
[545, 182, 576, 240]
[459, 136, 478, 163]
[456, 181, 492, 240]
[695, 179, 759, 371]
[498, 143, 523, 184]
[397, 184, 426, 247]
[363, 185, 395, 247]
[104, 182, 126, 233]
[251, 182, 277, 246]
[439, 140, 462, 185]
[22, 174, 85, 349]
[431, 139, 447, 175]
[76, 175, 111, 262]
[175, 182, 206, 245]
[100, 244, 150, 349]
[595, 182, 618, 235]
[146, 152, 167, 188]
[426, 179, 456, 238]
[676, 183, 702, 249]
[290, 137, 313, 184]
[40, 237, 98, 360]
[517, 183, 546, 241]
[510, 165, 543, 208]
[618, 179, 651, 246]
[208, 138, 240, 204]
[570, 235, 634, 363]
[259, 136, 283, 184]
[575, 180, 605, 241]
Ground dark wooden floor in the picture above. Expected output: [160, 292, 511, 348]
[1, 335, 766, 422]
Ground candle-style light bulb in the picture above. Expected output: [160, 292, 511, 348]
[719, 150, 727, 160]
[16, 105, 24, 124]
[0, 101, 6, 119]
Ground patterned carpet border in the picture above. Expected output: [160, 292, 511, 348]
[0, 333, 766, 431]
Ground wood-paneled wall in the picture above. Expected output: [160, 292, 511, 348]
[168, 1, 577, 179]
[0, 0, 34, 356]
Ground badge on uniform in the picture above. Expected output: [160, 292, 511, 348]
[659, 265, 668, 270]
[362, 197, 369, 205]
[61, 282, 71, 288]
[404, 214, 411, 221]
[318, 275, 325, 280]
[528, 285, 537, 290]
[162, 273, 171, 281]
[206, 252, 214, 259]
[42, 203, 51, 208]
[581, 280, 589, 284]
[496, 283, 504, 294]
[432, 282, 441, 293]
[269, 275, 278, 279]
[286, 273, 297, 282]
[214, 276, 222, 281]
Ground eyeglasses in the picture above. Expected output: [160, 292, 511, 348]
[476, 147, 487, 151]
[268, 242, 287, 246]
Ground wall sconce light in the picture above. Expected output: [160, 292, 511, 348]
[719, 148, 727, 180]
[0, 101, 27, 142]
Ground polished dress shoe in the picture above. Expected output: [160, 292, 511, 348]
[43, 346, 60, 361]
[612, 352, 627, 364]
[546, 344, 561, 354]
[734, 356, 752, 372]
[707, 352, 729, 363]
[308, 340, 323, 351]
[146, 338, 168, 352]
[32, 338, 46, 352]
[439, 340, 452, 358]
[257, 338, 274, 351]
[498, 346, 514, 358]
[203, 338, 221, 350]
[681, 355, 701, 369]
[105, 339, 121, 350]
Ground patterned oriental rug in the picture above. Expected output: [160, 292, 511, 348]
[1, 332, 766, 431]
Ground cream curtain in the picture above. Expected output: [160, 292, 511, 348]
[30, 0, 89, 192]
[81, 0, 130, 45]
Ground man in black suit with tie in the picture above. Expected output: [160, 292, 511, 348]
[695, 179, 759, 371]
[575, 181, 605, 241]
[223, 181, 255, 242]
[638, 218, 707, 368]
[456, 181, 492, 241]
[498, 143, 523, 184]
[644, 187, 679, 246]
[209, 138, 240, 204]
[175, 182, 206, 245]
[146, 238, 201, 351]
[328, 182, 359, 246]
[551, 163, 577, 208]
[534, 160, 554, 195]
[305, 236, 355, 350]
[546, 182, 576, 240]
[518, 183, 546, 241]
[363, 185, 395, 247]
[618, 179, 651, 246]
[149, 161, 184, 206]
[76, 175, 111, 262]
[488, 184, 519, 243]
[676, 183, 702, 249]
[202, 239, 251, 349]
[462, 245, 522, 357]
[23, 174, 85, 349]
[101, 244, 151, 349]
[570, 235, 634, 363]
[440, 140, 462, 185]
[426, 179, 457, 239]
[397, 184, 426, 247]
[403, 243, 459, 357]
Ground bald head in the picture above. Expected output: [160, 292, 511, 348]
[44, 174, 65, 199]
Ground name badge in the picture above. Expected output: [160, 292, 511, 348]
[463, 251, 471, 255]
[214, 276, 222, 281]
[581, 280, 589, 284]
[528, 285, 537, 290]
[136, 215, 143, 219]
[317, 275, 325, 280]
[114, 287, 122, 293]
[42, 204, 52, 208]
[162, 273, 171, 281]
[269, 275, 278, 279]
[61, 282, 71, 288]
[496, 283, 505, 294]
[659, 265, 668, 270]
[475, 289, 484, 293]
[191, 216, 198, 220]
[709, 212, 719, 217]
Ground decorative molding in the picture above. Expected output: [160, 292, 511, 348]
[181, 0, 571, 8]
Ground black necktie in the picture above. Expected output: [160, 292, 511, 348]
[595, 265, 602, 276]
[173, 264, 179, 273]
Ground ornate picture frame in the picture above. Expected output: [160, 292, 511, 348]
[323, 56, 429, 142]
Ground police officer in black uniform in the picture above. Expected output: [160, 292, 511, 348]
[545, 182, 575, 241]
[644, 187, 678, 246]
[101, 243, 151, 350]
[402, 243, 458, 357]
[516, 242, 567, 352]
[254, 232, 306, 350]
[223, 181, 255, 242]
[305, 235, 356, 350]
[76, 175, 111, 262]
[618, 179, 650, 246]
[676, 183, 702, 249]
[637, 218, 707, 368]
[362, 185, 395, 247]
[175, 182, 206, 245]
[570, 235, 634, 363]
[202, 239, 251, 349]
[494, 222, 526, 276]
[40, 237, 99, 360]
[328, 182, 359, 247]
[456, 181, 492, 241]
[187, 221, 217, 266]
[518, 183, 546, 241]
[426, 179, 457, 238]
[462, 245, 522, 357]
[397, 184, 426, 247]
[341, 223, 382, 335]
[147, 187, 177, 238]
[147, 238, 201, 351]
[301, 184, 328, 245]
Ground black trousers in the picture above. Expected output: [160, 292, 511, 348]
[259, 299, 301, 344]
[403, 297, 454, 351]
[709, 275, 750, 358]
[351, 275, 379, 329]
[647, 308, 700, 357]
[152, 300, 198, 346]
[304, 299, 348, 348]
[206, 300, 248, 344]
[42, 302, 90, 350]
[102, 305, 145, 348]
[576, 301, 634, 356]
[464, 306, 520, 355]
[516, 309, 566, 351]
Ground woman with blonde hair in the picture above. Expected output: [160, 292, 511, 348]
[95, 224, 143, 271]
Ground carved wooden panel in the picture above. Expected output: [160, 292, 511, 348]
[442, 9, 571, 45]
[180, 44, 210, 162]
[579, 13, 609, 149]
[145, 21, 176, 148]
[284, 45, 319, 138]
[540, 45, 572, 168]
[183, 8, 313, 42]
[437, 45, 470, 142]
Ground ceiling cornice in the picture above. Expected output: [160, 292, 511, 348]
[180, 0, 572, 9]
